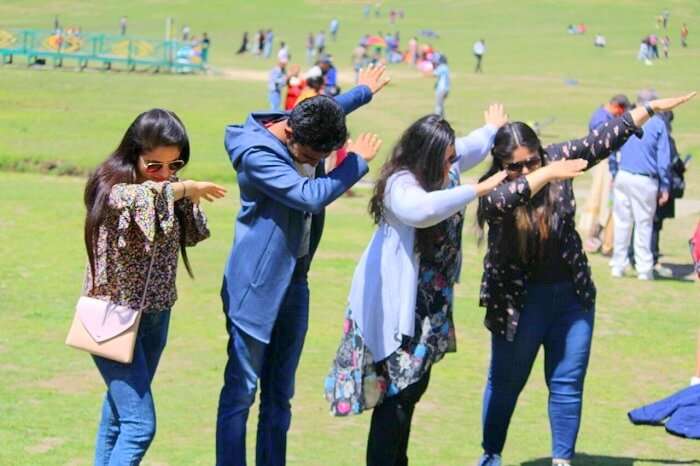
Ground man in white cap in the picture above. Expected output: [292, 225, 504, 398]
[610, 89, 671, 280]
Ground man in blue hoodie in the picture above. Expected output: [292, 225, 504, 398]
[217, 65, 389, 466]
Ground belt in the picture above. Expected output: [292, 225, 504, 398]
[623, 170, 658, 179]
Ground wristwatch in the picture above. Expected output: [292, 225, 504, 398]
[643, 102, 655, 117]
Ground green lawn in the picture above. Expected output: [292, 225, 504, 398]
[1, 0, 700, 465]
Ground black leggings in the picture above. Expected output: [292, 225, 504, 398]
[366, 370, 431, 466]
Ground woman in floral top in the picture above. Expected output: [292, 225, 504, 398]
[474, 93, 695, 466]
[326, 107, 509, 466]
[83, 109, 226, 465]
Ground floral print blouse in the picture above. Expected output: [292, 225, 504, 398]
[83, 180, 210, 313]
[378, 204, 462, 395]
[478, 112, 642, 341]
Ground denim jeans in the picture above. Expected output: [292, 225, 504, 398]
[216, 280, 310, 466]
[269, 91, 282, 112]
[481, 282, 594, 460]
[92, 309, 171, 466]
[434, 89, 448, 118]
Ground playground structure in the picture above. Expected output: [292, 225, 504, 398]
[0, 28, 208, 72]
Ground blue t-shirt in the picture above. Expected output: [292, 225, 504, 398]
[588, 106, 613, 131]
[325, 66, 337, 87]
[615, 115, 671, 191]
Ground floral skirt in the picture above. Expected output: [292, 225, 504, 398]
[324, 295, 456, 416]
[324, 314, 386, 416]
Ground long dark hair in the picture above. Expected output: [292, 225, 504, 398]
[369, 114, 455, 257]
[84, 109, 193, 287]
[476, 121, 554, 263]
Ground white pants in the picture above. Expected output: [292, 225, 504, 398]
[611, 170, 658, 275]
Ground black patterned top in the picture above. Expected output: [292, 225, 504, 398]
[84, 180, 210, 313]
[478, 112, 642, 341]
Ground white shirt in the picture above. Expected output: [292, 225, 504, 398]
[348, 124, 497, 360]
[473, 40, 486, 55]
[278, 47, 289, 62]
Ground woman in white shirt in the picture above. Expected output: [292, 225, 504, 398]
[325, 105, 508, 466]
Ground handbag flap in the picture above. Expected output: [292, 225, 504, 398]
[76, 296, 140, 343]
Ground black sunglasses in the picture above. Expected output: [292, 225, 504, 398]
[505, 154, 541, 173]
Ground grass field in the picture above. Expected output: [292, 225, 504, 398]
[1, 1, 699, 465]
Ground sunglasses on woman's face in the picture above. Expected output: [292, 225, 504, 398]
[142, 159, 186, 173]
[505, 154, 541, 173]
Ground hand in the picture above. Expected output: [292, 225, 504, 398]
[184, 181, 227, 204]
[483, 103, 508, 129]
[474, 170, 508, 197]
[347, 133, 382, 162]
[544, 159, 588, 181]
[357, 64, 391, 95]
[650, 92, 696, 112]
[658, 191, 669, 206]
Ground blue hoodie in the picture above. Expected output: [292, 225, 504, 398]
[629, 384, 700, 439]
[222, 85, 373, 343]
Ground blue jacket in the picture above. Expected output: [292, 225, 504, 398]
[628, 384, 700, 439]
[222, 85, 373, 343]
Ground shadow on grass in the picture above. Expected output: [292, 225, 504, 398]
[521, 453, 700, 465]
[655, 262, 696, 282]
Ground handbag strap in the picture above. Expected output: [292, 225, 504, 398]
[138, 243, 158, 311]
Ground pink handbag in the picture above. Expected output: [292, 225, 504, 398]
[65, 251, 156, 363]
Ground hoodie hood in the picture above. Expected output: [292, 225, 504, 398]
[225, 111, 293, 170]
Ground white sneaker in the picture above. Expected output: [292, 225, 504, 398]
[477, 453, 502, 466]
[653, 263, 673, 278]
[611, 268, 624, 278]
[637, 271, 654, 281]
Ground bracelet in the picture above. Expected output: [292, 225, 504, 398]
[643, 102, 655, 117]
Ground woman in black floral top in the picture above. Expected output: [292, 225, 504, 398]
[83, 109, 226, 465]
[473, 93, 695, 466]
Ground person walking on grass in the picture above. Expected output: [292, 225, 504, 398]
[473, 38, 486, 73]
[315, 30, 326, 56]
[267, 59, 288, 111]
[325, 105, 509, 466]
[236, 32, 249, 55]
[474, 92, 695, 466]
[216, 65, 391, 466]
[330, 18, 339, 41]
[84, 109, 226, 465]
[433, 55, 450, 117]
[681, 23, 689, 48]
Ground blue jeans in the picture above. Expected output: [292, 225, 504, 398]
[92, 309, 171, 466]
[481, 282, 594, 460]
[216, 280, 310, 466]
[269, 91, 281, 111]
[434, 89, 448, 117]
